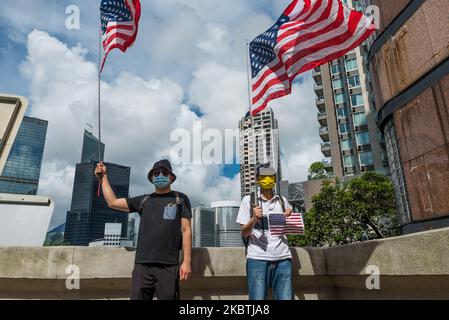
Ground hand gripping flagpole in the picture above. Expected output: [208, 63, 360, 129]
[97, 22, 103, 197]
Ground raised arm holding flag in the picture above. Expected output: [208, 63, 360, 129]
[96, 0, 141, 196]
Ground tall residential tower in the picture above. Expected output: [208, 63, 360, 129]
[314, 0, 389, 178]
[239, 108, 281, 199]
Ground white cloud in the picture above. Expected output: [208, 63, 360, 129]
[20, 30, 244, 228]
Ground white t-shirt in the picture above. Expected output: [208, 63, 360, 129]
[236, 194, 292, 261]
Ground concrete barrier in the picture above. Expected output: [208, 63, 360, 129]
[1, 227, 449, 299]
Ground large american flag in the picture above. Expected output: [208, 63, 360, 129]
[269, 213, 305, 236]
[100, 0, 141, 72]
[249, 0, 375, 115]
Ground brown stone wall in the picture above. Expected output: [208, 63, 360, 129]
[370, 0, 449, 110]
[303, 179, 327, 212]
[371, 0, 412, 33]
[393, 74, 449, 221]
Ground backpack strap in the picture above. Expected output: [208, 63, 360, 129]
[175, 192, 181, 205]
[278, 195, 286, 213]
[138, 195, 150, 214]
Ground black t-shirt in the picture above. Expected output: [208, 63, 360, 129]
[126, 191, 192, 265]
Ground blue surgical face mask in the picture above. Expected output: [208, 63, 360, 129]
[153, 174, 171, 189]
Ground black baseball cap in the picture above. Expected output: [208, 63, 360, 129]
[148, 159, 177, 183]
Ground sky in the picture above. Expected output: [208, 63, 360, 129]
[0, 0, 323, 229]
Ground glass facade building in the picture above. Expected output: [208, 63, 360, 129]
[64, 161, 130, 246]
[192, 201, 243, 248]
[0, 116, 48, 195]
[81, 130, 105, 163]
[192, 207, 216, 247]
[213, 201, 243, 248]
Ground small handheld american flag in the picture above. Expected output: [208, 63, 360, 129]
[269, 213, 305, 236]
[249, 0, 375, 115]
[100, 0, 141, 72]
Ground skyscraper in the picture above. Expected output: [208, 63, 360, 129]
[64, 161, 130, 246]
[81, 129, 105, 163]
[0, 116, 48, 195]
[192, 201, 243, 248]
[239, 107, 282, 199]
[64, 130, 130, 246]
[314, 0, 389, 179]
[213, 201, 243, 248]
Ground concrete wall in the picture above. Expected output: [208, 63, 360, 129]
[1, 227, 449, 300]
[0, 194, 54, 247]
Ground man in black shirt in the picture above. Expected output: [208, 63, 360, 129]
[95, 159, 192, 300]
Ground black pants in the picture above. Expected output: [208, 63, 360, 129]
[130, 263, 179, 300]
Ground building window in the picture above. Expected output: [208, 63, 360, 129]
[353, 112, 367, 126]
[340, 139, 353, 151]
[339, 123, 350, 134]
[350, 93, 364, 107]
[330, 64, 340, 75]
[355, 132, 370, 145]
[384, 119, 411, 225]
[359, 151, 374, 166]
[334, 93, 344, 104]
[332, 79, 343, 90]
[343, 155, 355, 167]
[347, 75, 361, 89]
[337, 107, 348, 119]
[345, 58, 358, 72]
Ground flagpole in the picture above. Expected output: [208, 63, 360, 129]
[245, 40, 261, 230]
[97, 22, 103, 197]
[98, 24, 102, 163]
[245, 41, 257, 187]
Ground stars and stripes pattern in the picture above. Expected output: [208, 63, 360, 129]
[249, 0, 375, 115]
[269, 213, 305, 236]
[100, 0, 141, 72]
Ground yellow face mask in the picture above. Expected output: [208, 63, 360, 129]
[258, 175, 276, 190]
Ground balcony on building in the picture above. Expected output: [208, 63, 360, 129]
[312, 67, 322, 80]
[317, 111, 327, 126]
[344, 50, 357, 60]
[343, 165, 356, 175]
[319, 126, 329, 142]
[316, 96, 325, 112]
[351, 105, 365, 113]
[314, 81, 324, 96]
[360, 164, 376, 173]
[321, 142, 331, 157]
[323, 158, 333, 175]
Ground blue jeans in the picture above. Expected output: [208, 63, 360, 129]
[246, 258, 293, 300]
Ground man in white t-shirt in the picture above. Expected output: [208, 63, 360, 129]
[236, 164, 293, 300]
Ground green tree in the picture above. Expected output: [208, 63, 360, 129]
[288, 172, 399, 247]
[308, 161, 329, 180]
